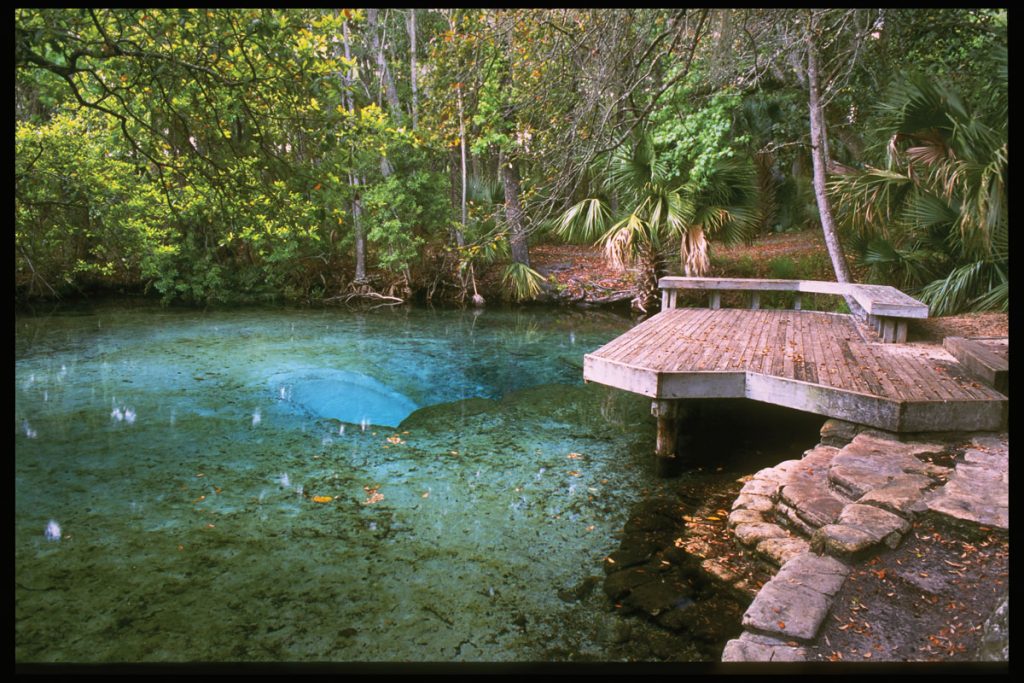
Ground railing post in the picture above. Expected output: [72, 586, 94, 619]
[709, 291, 721, 309]
[881, 319, 896, 343]
[793, 293, 802, 311]
[750, 292, 761, 310]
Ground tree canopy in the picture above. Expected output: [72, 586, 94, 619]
[15, 8, 1007, 314]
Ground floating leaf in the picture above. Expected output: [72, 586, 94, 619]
[312, 495, 333, 503]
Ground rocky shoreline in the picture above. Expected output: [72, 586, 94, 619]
[721, 420, 1009, 663]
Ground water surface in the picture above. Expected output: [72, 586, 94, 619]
[17, 303, 695, 662]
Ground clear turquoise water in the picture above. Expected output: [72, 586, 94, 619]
[16, 303, 702, 662]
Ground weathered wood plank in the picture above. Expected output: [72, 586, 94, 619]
[584, 307, 1005, 435]
[943, 336, 1008, 394]
[658, 277, 929, 329]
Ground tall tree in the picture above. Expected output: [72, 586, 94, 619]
[805, 12, 852, 283]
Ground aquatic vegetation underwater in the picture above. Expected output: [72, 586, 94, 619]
[14, 304, 669, 662]
[15, 303, 822, 663]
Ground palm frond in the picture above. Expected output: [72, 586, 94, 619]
[502, 262, 545, 302]
[553, 198, 612, 244]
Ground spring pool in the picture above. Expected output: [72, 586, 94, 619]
[17, 302, 708, 662]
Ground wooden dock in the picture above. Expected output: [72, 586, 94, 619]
[584, 307, 1007, 460]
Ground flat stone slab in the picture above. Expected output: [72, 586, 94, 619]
[926, 495, 1009, 531]
[721, 631, 808, 662]
[741, 580, 830, 642]
[941, 475, 1009, 508]
[858, 482, 931, 517]
[833, 433, 949, 478]
[732, 493, 774, 513]
[828, 464, 896, 499]
[734, 522, 789, 546]
[728, 508, 766, 527]
[812, 524, 879, 557]
[780, 483, 846, 528]
[772, 553, 850, 598]
[755, 537, 811, 566]
[775, 501, 817, 538]
[963, 448, 1008, 469]
[838, 503, 911, 543]
[740, 478, 781, 498]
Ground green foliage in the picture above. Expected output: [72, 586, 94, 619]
[651, 80, 747, 190]
[831, 51, 1007, 315]
[364, 166, 450, 275]
[14, 8, 1008, 311]
[15, 112, 176, 297]
[502, 262, 545, 302]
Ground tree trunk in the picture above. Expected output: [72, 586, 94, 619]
[457, 85, 468, 239]
[342, 20, 366, 285]
[408, 9, 418, 130]
[499, 150, 530, 267]
[350, 172, 367, 283]
[366, 8, 404, 128]
[806, 28, 852, 284]
[633, 241, 661, 315]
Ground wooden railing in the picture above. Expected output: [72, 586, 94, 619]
[658, 277, 929, 343]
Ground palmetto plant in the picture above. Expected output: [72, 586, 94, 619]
[555, 134, 759, 313]
[831, 48, 1007, 315]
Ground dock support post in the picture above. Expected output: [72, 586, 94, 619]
[652, 399, 680, 472]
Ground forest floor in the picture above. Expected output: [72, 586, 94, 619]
[528, 233, 1009, 341]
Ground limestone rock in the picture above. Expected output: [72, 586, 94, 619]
[775, 501, 817, 538]
[780, 483, 845, 528]
[755, 537, 811, 567]
[732, 493, 774, 513]
[740, 478, 781, 498]
[857, 475, 933, 517]
[721, 632, 807, 662]
[819, 419, 862, 447]
[811, 524, 880, 557]
[728, 508, 765, 527]
[741, 580, 829, 642]
[834, 432, 949, 478]
[837, 503, 911, 548]
[926, 495, 1009, 531]
[942, 475, 1009, 507]
[772, 553, 849, 598]
[976, 597, 1009, 662]
[828, 464, 895, 500]
[733, 522, 789, 546]
[963, 448, 1008, 469]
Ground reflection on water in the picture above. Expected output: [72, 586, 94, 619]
[17, 303, 686, 662]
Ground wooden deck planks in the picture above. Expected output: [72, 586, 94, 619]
[583, 308, 1005, 432]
